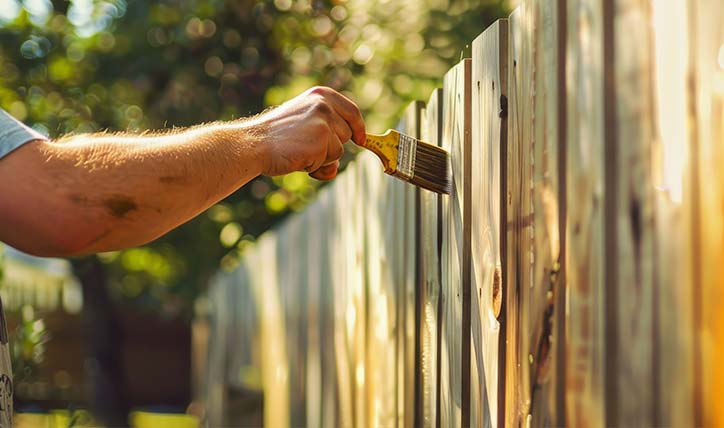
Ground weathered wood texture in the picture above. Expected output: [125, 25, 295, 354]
[440, 59, 472, 428]
[506, 8, 533, 428]
[418, 89, 443, 428]
[649, 1, 694, 425]
[470, 19, 507, 428]
[506, 0, 565, 427]
[204, 1, 723, 426]
[564, 0, 606, 426]
[609, 0, 657, 424]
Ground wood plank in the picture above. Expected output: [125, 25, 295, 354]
[230, 260, 263, 396]
[274, 213, 308, 426]
[649, 0, 695, 425]
[564, 0, 606, 426]
[470, 19, 507, 428]
[440, 58, 472, 428]
[314, 188, 337, 428]
[358, 149, 399, 427]
[526, 0, 564, 425]
[690, 0, 724, 425]
[349, 158, 369, 428]
[205, 271, 233, 427]
[504, 7, 531, 427]
[609, 0, 657, 424]
[330, 168, 356, 427]
[254, 233, 290, 428]
[304, 201, 320, 427]
[398, 101, 424, 428]
[418, 88, 444, 428]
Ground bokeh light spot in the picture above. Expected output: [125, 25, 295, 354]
[274, 0, 292, 11]
[220, 222, 243, 247]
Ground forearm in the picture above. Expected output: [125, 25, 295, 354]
[0, 120, 267, 256]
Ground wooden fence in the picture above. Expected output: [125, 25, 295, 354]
[203, 0, 724, 426]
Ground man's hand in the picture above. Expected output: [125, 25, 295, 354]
[252, 86, 366, 180]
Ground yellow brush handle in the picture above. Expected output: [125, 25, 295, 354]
[360, 129, 401, 174]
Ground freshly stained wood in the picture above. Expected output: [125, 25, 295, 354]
[469, 19, 507, 428]
[419, 88, 443, 428]
[440, 59, 472, 428]
[564, 0, 606, 426]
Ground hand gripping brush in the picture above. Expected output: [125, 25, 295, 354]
[360, 130, 451, 194]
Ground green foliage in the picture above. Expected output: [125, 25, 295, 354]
[0, 0, 507, 319]
[11, 305, 49, 384]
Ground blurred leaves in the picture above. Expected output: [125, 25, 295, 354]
[11, 305, 49, 384]
[0, 0, 507, 319]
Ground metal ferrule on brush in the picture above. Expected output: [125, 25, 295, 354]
[361, 129, 451, 194]
[394, 133, 417, 180]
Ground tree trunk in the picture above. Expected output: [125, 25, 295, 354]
[72, 256, 129, 427]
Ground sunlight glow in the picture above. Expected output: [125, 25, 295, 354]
[0, 0, 20, 23]
[24, 0, 52, 25]
[652, 0, 687, 204]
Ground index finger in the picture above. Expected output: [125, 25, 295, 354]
[317, 88, 366, 146]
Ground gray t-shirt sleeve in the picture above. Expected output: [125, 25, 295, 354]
[0, 109, 48, 159]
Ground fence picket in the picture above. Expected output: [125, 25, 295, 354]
[470, 19, 507, 428]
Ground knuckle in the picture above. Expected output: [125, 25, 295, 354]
[311, 100, 333, 117]
[309, 86, 330, 96]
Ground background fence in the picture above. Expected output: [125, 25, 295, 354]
[203, 0, 724, 426]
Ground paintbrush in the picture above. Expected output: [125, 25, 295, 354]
[360, 129, 451, 194]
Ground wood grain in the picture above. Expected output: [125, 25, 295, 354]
[359, 149, 399, 427]
[504, 8, 531, 427]
[470, 19, 507, 428]
[608, 0, 658, 424]
[329, 168, 356, 427]
[650, 0, 695, 425]
[419, 88, 444, 428]
[564, 0, 606, 426]
[274, 213, 308, 426]
[528, 0, 564, 425]
[399, 102, 424, 428]
[440, 58, 472, 428]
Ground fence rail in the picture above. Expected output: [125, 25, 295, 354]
[203, 0, 724, 426]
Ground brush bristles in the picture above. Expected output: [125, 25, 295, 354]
[405, 141, 451, 194]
